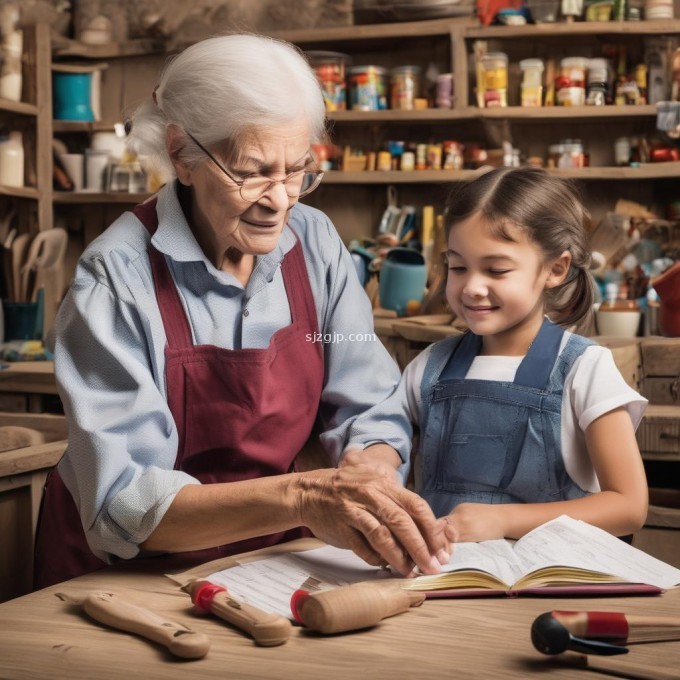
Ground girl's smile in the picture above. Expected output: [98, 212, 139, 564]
[446, 212, 569, 356]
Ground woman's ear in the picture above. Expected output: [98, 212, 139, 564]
[166, 125, 192, 185]
[545, 250, 572, 289]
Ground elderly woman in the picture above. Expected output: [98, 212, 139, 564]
[34, 34, 453, 588]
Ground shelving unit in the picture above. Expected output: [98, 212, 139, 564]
[38, 17, 680, 250]
[0, 21, 52, 235]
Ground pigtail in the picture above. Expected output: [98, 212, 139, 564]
[547, 266, 594, 332]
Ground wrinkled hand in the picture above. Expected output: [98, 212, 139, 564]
[445, 503, 509, 543]
[296, 464, 454, 577]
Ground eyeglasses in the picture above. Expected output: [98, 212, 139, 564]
[185, 131, 324, 203]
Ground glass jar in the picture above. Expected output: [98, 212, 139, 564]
[348, 65, 388, 111]
[307, 51, 350, 112]
[520, 58, 544, 107]
[480, 53, 508, 108]
[390, 65, 421, 110]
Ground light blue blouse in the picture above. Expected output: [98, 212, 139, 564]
[50, 181, 411, 562]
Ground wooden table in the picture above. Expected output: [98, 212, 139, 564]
[0, 361, 58, 412]
[0, 550, 678, 680]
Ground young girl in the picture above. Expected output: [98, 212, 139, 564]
[361, 166, 649, 544]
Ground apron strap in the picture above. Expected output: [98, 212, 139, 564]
[514, 318, 564, 389]
[133, 199, 194, 349]
[438, 318, 564, 390]
[439, 331, 482, 381]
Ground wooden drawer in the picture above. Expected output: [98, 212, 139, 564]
[642, 377, 680, 405]
[636, 405, 680, 460]
[640, 338, 680, 405]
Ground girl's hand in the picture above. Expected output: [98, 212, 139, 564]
[445, 503, 509, 542]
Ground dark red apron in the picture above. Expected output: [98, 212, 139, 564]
[34, 199, 324, 589]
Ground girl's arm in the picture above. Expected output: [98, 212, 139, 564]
[446, 406, 648, 541]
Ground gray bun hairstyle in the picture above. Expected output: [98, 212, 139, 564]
[126, 34, 327, 179]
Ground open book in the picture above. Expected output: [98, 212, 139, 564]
[189, 516, 680, 619]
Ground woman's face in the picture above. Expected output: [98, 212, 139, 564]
[176, 118, 312, 265]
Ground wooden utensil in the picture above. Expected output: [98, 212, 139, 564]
[182, 579, 292, 647]
[291, 582, 425, 635]
[56, 591, 210, 659]
[10, 233, 31, 302]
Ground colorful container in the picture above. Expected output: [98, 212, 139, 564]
[348, 65, 388, 111]
[480, 53, 508, 108]
[390, 65, 421, 110]
[307, 51, 350, 112]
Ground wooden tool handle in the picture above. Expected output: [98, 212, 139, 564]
[82, 592, 210, 659]
[182, 581, 291, 647]
[205, 591, 292, 647]
[297, 583, 425, 634]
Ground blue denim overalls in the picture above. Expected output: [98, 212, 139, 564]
[418, 319, 593, 518]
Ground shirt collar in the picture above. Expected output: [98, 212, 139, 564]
[150, 181, 296, 284]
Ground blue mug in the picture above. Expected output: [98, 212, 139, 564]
[379, 248, 427, 316]
[53, 72, 94, 122]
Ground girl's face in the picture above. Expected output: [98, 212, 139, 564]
[445, 212, 569, 355]
[174, 118, 312, 266]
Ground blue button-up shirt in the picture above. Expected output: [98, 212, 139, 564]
[50, 181, 411, 561]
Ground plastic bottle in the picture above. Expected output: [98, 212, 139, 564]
[0, 129, 24, 187]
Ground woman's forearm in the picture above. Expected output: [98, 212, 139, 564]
[140, 471, 312, 552]
[141, 464, 453, 577]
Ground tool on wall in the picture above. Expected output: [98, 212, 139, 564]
[181, 579, 292, 647]
[55, 591, 210, 659]
[290, 582, 425, 635]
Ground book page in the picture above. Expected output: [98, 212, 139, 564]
[511, 515, 680, 589]
[206, 546, 390, 618]
[419, 539, 523, 588]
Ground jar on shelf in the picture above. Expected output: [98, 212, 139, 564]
[348, 65, 388, 111]
[557, 56, 588, 106]
[519, 58, 544, 107]
[307, 51, 350, 112]
[390, 65, 421, 110]
[442, 141, 464, 170]
[0, 129, 24, 187]
[436, 73, 454, 108]
[586, 58, 609, 106]
[480, 53, 508, 108]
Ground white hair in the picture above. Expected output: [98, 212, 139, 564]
[126, 34, 327, 178]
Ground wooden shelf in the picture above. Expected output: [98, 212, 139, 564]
[0, 99, 38, 116]
[52, 120, 121, 133]
[478, 105, 658, 120]
[323, 163, 680, 184]
[51, 18, 679, 58]
[328, 105, 658, 124]
[0, 185, 39, 199]
[53, 191, 150, 204]
[52, 38, 166, 59]
[328, 109, 472, 123]
[467, 19, 680, 39]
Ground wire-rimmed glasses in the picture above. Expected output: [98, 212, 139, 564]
[185, 131, 324, 203]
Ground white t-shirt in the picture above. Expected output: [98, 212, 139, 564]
[402, 332, 648, 493]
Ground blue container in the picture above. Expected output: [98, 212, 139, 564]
[2, 289, 44, 341]
[53, 72, 94, 121]
[379, 248, 427, 317]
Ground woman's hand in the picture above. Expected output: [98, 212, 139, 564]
[295, 464, 454, 577]
[445, 503, 509, 543]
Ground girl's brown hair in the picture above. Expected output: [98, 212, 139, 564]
[444, 167, 594, 330]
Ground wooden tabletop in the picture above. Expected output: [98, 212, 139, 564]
[0, 361, 56, 395]
[1, 552, 678, 679]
